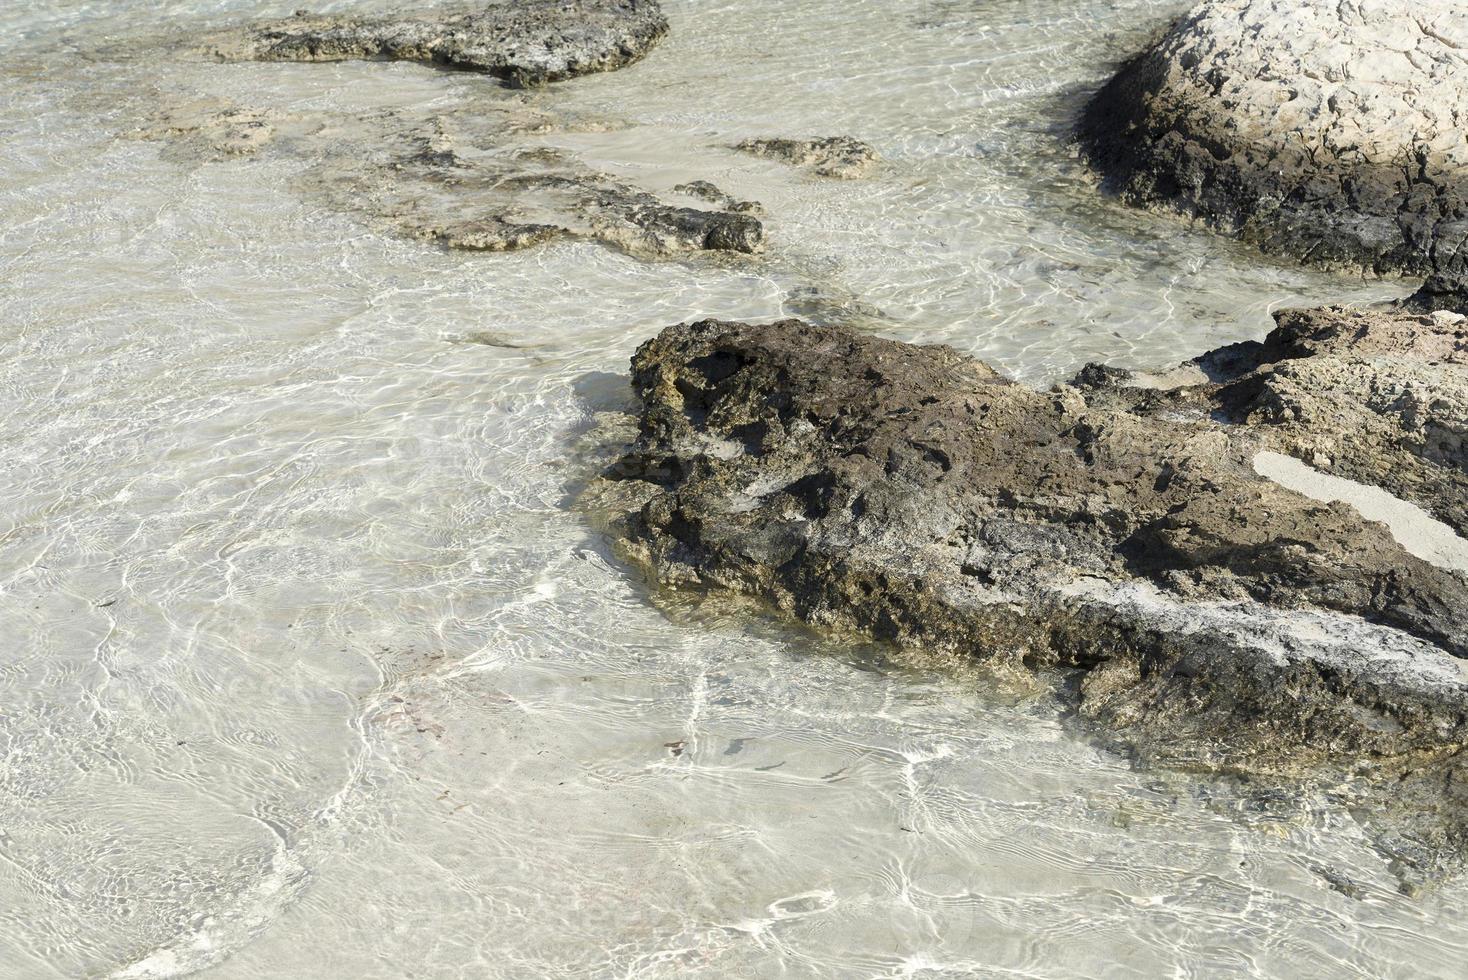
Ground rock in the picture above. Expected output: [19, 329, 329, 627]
[584, 309, 1468, 879]
[1078, 0, 1468, 298]
[672, 180, 762, 214]
[138, 3, 762, 258]
[206, 0, 670, 87]
[129, 99, 289, 161]
[135, 97, 763, 260]
[143, 4, 761, 259]
[1406, 274, 1468, 315]
[734, 136, 879, 179]
[323, 130, 765, 258]
[1086, 305, 1468, 540]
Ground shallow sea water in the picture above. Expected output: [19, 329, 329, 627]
[0, 1, 1461, 977]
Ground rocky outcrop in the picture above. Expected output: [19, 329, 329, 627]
[138, 3, 766, 258]
[206, 0, 669, 87]
[672, 180, 762, 215]
[734, 137, 880, 179]
[585, 308, 1468, 880]
[1084, 305, 1468, 541]
[1079, 0, 1468, 303]
[134, 96, 763, 260]
[366, 150, 765, 256]
[1408, 274, 1468, 315]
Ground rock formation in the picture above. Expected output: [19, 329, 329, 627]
[734, 136, 880, 179]
[137, 0, 763, 260]
[672, 180, 762, 215]
[349, 144, 765, 257]
[1079, 0, 1468, 304]
[584, 307, 1468, 881]
[205, 0, 669, 87]
[1084, 305, 1468, 541]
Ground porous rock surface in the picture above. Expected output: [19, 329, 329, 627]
[734, 136, 880, 179]
[206, 0, 669, 86]
[369, 143, 765, 256]
[585, 308, 1468, 876]
[672, 180, 762, 215]
[1085, 305, 1468, 540]
[1079, 0, 1468, 299]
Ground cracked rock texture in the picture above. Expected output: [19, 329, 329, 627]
[734, 136, 880, 179]
[206, 0, 669, 86]
[584, 309, 1468, 881]
[1079, 0, 1468, 300]
[362, 142, 766, 257]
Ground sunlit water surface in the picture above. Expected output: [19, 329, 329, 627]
[1, 1, 1460, 977]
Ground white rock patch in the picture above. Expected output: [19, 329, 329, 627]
[1253, 451, 1468, 573]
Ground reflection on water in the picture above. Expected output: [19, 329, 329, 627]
[0, 1, 1455, 978]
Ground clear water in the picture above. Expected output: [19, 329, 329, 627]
[0, 1, 1457, 977]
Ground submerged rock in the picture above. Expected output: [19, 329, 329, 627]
[136, 97, 763, 259]
[672, 180, 762, 215]
[369, 153, 765, 257]
[1079, 0, 1468, 302]
[130, 99, 287, 160]
[585, 308, 1468, 878]
[141, 4, 764, 259]
[734, 136, 879, 179]
[206, 0, 670, 86]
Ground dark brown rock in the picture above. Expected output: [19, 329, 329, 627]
[584, 309, 1468, 883]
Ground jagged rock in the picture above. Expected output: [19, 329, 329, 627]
[205, 0, 669, 87]
[326, 135, 765, 257]
[1084, 305, 1468, 541]
[584, 309, 1468, 880]
[734, 136, 879, 179]
[1079, 0, 1468, 300]
[143, 4, 761, 259]
[1407, 274, 1468, 315]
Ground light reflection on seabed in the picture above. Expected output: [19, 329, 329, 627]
[0, 0, 1457, 978]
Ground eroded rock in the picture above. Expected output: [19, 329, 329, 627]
[354, 147, 765, 257]
[672, 180, 762, 215]
[584, 308, 1468, 881]
[734, 136, 880, 179]
[1083, 305, 1468, 540]
[1407, 274, 1468, 315]
[205, 0, 670, 87]
[1079, 0, 1468, 302]
[133, 2, 766, 259]
[136, 96, 763, 260]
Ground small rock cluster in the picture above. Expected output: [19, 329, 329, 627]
[143, 2, 765, 259]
